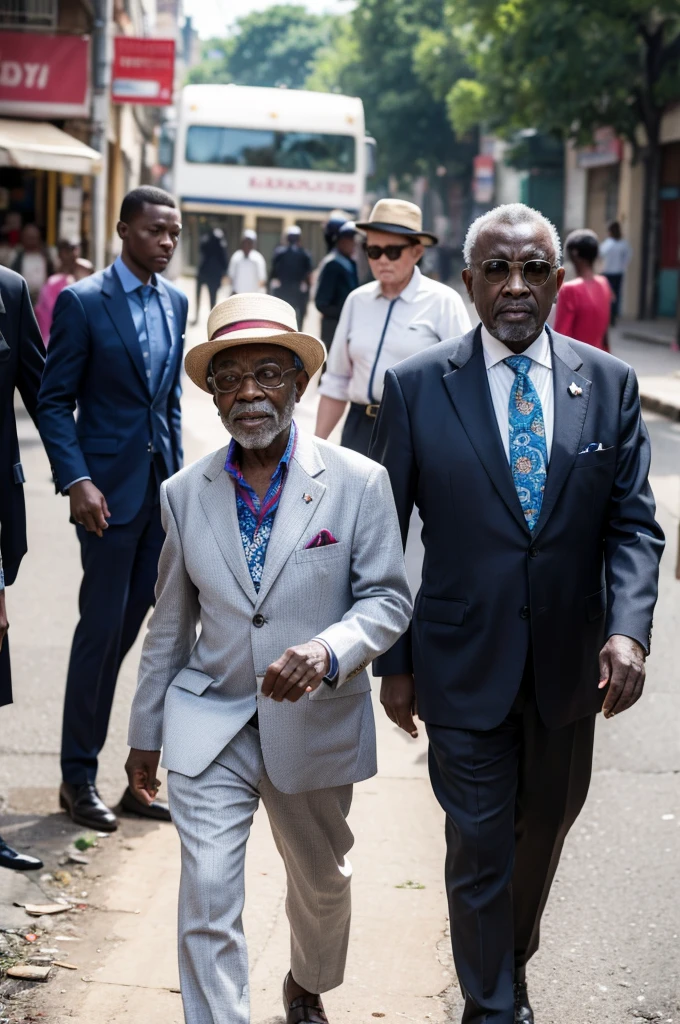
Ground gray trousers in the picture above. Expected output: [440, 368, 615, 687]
[168, 724, 354, 1024]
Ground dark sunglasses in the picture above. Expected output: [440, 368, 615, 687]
[480, 259, 555, 287]
[363, 242, 415, 261]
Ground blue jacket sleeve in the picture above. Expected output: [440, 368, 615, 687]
[16, 275, 45, 428]
[37, 287, 92, 493]
[168, 291, 187, 471]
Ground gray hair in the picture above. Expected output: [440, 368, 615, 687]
[463, 203, 562, 268]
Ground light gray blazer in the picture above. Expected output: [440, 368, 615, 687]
[127, 429, 412, 794]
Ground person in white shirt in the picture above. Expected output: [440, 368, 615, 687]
[315, 199, 471, 456]
[227, 230, 267, 294]
[599, 221, 632, 325]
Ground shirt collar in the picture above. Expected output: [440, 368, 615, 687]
[114, 254, 158, 294]
[480, 324, 552, 371]
[372, 264, 422, 302]
[225, 420, 298, 482]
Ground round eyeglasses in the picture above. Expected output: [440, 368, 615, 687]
[479, 259, 555, 287]
[208, 364, 299, 395]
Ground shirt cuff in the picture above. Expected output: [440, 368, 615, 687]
[63, 476, 91, 493]
[314, 637, 339, 688]
[317, 372, 351, 403]
[0, 566, 5, 591]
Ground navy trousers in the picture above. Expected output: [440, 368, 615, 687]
[61, 466, 165, 785]
[0, 634, 12, 708]
[427, 670, 595, 1024]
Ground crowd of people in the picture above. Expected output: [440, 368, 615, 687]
[0, 186, 663, 1024]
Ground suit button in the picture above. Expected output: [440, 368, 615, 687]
[520, 606, 530, 619]
[529, 547, 539, 558]
[252, 614, 265, 628]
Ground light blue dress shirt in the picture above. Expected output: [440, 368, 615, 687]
[113, 256, 171, 395]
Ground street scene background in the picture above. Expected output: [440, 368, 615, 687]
[2, 0, 680, 1020]
[0, 289, 678, 1023]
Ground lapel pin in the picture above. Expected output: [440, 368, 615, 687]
[303, 493, 313, 504]
[568, 382, 583, 397]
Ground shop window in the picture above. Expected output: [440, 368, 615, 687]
[0, 0, 57, 30]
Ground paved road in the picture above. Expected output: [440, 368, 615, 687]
[0, 296, 678, 1022]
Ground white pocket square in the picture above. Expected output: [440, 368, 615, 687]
[578, 442, 606, 455]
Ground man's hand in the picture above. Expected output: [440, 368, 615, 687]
[0, 590, 8, 652]
[599, 634, 646, 719]
[381, 674, 419, 738]
[69, 480, 111, 537]
[262, 641, 330, 703]
[125, 748, 161, 806]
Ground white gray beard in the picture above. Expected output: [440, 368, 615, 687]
[491, 315, 541, 345]
[223, 389, 296, 449]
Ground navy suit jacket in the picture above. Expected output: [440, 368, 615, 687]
[0, 267, 45, 589]
[370, 325, 665, 731]
[37, 265, 188, 526]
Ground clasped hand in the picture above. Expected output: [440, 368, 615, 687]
[261, 640, 330, 703]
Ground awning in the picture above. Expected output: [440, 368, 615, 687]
[0, 119, 102, 175]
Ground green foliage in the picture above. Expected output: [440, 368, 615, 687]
[444, 0, 680, 148]
[188, 6, 336, 91]
[309, 0, 475, 184]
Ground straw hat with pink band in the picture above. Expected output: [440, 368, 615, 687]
[184, 293, 327, 394]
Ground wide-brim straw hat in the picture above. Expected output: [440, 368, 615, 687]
[356, 198, 437, 246]
[185, 293, 326, 394]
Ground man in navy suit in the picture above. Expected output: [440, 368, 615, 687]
[0, 265, 45, 870]
[38, 186, 187, 832]
[370, 204, 664, 1024]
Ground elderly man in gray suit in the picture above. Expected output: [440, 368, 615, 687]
[125, 293, 412, 1024]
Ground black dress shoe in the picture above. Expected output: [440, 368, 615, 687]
[514, 971, 534, 1024]
[59, 782, 118, 832]
[119, 786, 171, 822]
[0, 838, 43, 871]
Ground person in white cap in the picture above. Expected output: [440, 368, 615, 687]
[226, 229, 267, 295]
[125, 292, 412, 1024]
[315, 199, 471, 456]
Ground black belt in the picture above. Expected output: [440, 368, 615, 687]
[351, 401, 381, 419]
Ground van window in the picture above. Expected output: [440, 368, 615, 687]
[186, 126, 356, 173]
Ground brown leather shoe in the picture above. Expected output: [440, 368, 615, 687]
[282, 972, 328, 1024]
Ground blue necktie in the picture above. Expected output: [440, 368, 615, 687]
[504, 355, 547, 531]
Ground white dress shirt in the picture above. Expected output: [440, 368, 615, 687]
[318, 265, 471, 405]
[599, 237, 632, 276]
[481, 325, 554, 462]
[227, 249, 267, 293]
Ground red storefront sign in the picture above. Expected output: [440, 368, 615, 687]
[0, 32, 90, 118]
[112, 38, 175, 106]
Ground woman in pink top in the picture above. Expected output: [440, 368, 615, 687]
[554, 229, 613, 350]
[34, 240, 79, 345]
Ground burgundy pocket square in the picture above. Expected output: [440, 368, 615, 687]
[305, 530, 338, 549]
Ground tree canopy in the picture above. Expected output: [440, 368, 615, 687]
[308, 0, 475, 186]
[188, 6, 336, 91]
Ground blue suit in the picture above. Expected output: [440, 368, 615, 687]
[37, 263, 188, 785]
[371, 326, 664, 1023]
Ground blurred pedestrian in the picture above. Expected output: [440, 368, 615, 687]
[0, 265, 45, 871]
[192, 227, 228, 325]
[34, 239, 80, 345]
[554, 229, 612, 350]
[315, 199, 471, 456]
[600, 221, 632, 325]
[371, 202, 664, 1024]
[226, 229, 267, 294]
[11, 224, 54, 303]
[270, 226, 313, 328]
[37, 186, 187, 833]
[125, 292, 411, 1024]
[314, 220, 359, 352]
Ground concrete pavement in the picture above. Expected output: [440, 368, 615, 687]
[0, 290, 678, 1023]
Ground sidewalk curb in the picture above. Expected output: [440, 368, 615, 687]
[640, 392, 680, 421]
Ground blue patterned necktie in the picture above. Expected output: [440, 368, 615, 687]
[504, 355, 548, 530]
